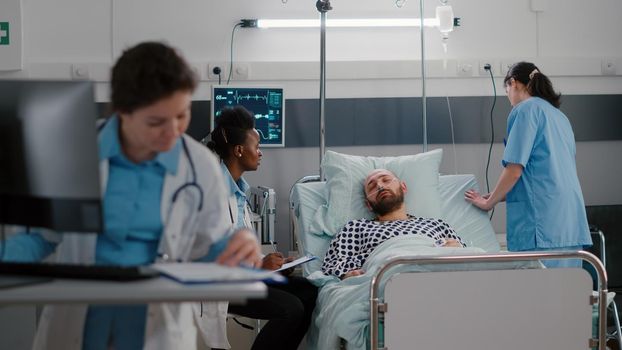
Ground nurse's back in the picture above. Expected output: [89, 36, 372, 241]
[466, 61, 592, 255]
[508, 96, 589, 249]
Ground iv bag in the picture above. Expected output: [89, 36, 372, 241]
[436, 5, 454, 33]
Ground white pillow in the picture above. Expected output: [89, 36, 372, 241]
[320, 149, 443, 236]
[438, 174, 500, 252]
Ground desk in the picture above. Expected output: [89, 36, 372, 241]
[0, 277, 266, 305]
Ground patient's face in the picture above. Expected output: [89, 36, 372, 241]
[364, 170, 406, 216]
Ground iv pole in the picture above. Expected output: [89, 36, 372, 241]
[419, 0, 428, 152]
[317, 0, 331, 181]
[315, 0, 429, 180]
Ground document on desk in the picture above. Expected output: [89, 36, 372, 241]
[152, 263, 285, 284]
[277, 255, 317, 272]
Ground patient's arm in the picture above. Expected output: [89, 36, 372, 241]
[341, 269, 365, 280]
[321, 220, 363, 278]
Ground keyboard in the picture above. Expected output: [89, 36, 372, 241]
[0, 262, 160, 281]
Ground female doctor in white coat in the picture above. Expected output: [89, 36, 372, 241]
[0, 42, 261, 350]
[206, 106, 318, 350]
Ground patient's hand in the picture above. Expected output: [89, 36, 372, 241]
[442, 239, 463, 248]
[262, 252, 285, 270]
[341, 269, 365, 280]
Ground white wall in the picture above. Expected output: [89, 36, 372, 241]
[2, 0, 622, 249]
[3, 0, 621, 98]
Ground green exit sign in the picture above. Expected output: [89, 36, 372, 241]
[0, 22, 9, 45]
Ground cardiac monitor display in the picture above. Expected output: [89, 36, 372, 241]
[211, 86, 285, 147]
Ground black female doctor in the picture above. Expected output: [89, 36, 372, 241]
[206, 106, 318, 350]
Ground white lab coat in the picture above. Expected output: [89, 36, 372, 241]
[192, 176, 255, 349]
[227, 193, 253, 229]
[31, 134, 234, 350]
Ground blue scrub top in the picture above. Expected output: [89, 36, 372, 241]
[502, 97, 591, 251]
[83, 116, 181, 350]
[0, 116, 184, 349]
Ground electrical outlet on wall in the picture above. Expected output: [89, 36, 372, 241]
[456, 62, 474, 77]
[71, 64, 89, 80]
[478, 60, 498, 76]
[232, 63, 250, 80]
[601, 59, 617, 76]
[500, 61, 515, 76]
[207, 62, 227, 82]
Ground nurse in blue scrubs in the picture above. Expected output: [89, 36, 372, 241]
[465, 61, 592, 267]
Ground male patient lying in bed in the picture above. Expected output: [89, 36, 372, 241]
[321, 169, 465, 280]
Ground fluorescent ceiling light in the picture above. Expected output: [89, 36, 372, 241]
[255, 18, 440, 29]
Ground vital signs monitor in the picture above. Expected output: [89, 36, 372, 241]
[211, 86, 285, 147]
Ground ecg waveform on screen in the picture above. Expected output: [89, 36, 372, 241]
[213, 92, 268, 104]
[214, 90, 282, 109]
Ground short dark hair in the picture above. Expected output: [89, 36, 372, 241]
[207, 106, 256, 160]
[504, 61, 561, 108]
[111, 41, 197, 113]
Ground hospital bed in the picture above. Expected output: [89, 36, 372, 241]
[290, 165, 608, 350]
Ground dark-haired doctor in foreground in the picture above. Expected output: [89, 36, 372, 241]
[206, 106, 318, 350]
[465, 61, 591, 267]
[0, 41, 261, 349]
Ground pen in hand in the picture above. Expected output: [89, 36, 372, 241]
[262, 242, 288, 271]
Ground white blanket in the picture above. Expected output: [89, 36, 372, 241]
[306, 236, 537, 350]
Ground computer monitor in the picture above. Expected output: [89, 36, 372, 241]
[211, 86, 285, 147]
[0, 80, 103, 232]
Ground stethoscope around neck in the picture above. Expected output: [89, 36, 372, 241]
[98, 117, 204, 212]
[98, 117, 206, 263]
[171, 138, 204, 211]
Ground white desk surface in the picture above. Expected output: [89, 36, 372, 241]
[0, 277, 266, 305]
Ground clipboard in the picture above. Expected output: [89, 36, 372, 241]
[153, 262, 286, 284]
[276, 255, 317, 272]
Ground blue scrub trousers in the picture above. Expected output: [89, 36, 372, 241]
[524, 245, 585, 268]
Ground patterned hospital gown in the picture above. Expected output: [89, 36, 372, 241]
[321, 215, 465, 278]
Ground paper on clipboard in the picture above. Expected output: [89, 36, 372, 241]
[152, 262, 285, 284]
[277, 255, 317, 272]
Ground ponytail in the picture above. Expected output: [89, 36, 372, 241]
[504, 61, 561, 108]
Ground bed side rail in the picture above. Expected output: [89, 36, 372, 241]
[288, 175, 321, 255]
[370, 250, 608, 350]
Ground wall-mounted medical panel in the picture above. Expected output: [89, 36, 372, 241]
[0, 0, 22, 71]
